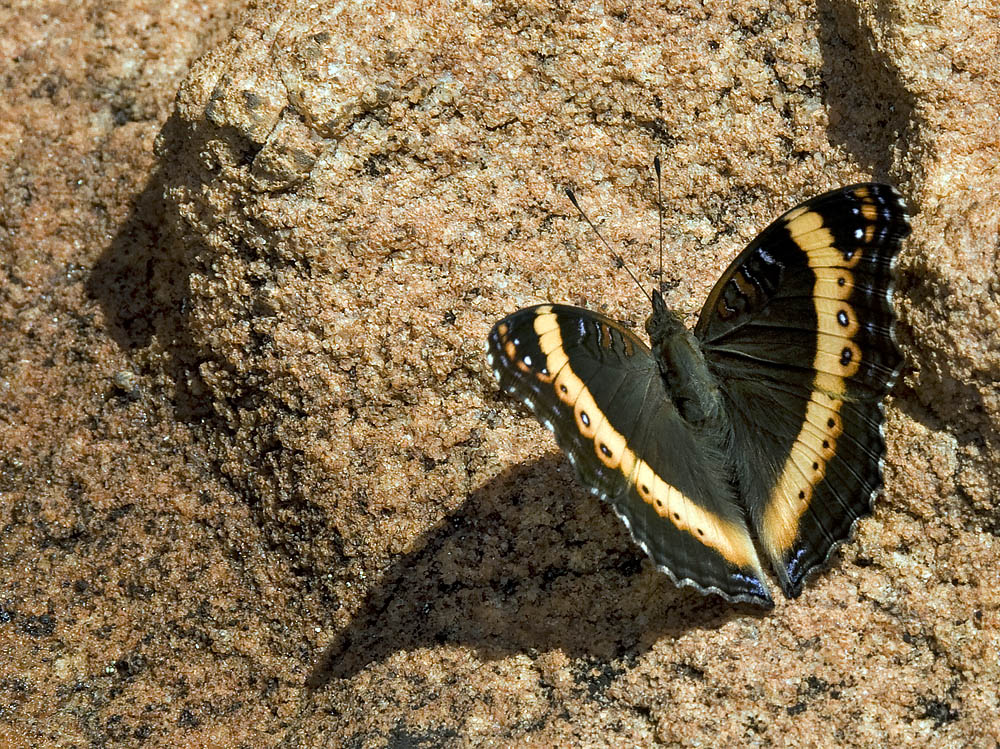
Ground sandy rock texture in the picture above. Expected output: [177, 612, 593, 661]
[2, 0, 998, 746]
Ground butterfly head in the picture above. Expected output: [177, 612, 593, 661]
[646, 289, 686, 348]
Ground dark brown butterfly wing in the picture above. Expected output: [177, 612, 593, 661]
[488, 304, 772, 605]
[695, 184, 910, 596]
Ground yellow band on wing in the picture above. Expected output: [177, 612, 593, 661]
[532, 307, 762, 572]
[761, 205, 868, 557]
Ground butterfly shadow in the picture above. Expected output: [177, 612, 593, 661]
[307, 453, 765, 688]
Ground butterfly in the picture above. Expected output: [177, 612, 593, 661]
[487, 184, 911, 606]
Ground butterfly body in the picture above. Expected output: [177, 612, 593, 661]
[487, 184, 911, 606]
[646, 293, 724, 427]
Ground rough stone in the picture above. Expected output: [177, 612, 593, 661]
[1, 0, 998, 745]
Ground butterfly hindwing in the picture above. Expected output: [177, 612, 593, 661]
[488, 305, 772, 605]
[487, 305, 771, 605]
[695, 184, 910, 596]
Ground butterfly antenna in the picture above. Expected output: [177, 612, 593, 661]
[566, 189, 652, 304]
[655, 156, 664, 293]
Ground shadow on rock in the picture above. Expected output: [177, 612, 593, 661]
[308, 453, 764, 687]
[817, 0, 921, 182]
[86, 112, 223, 423]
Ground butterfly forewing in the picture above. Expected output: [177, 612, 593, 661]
[695, 184, 910, 596]
[488, 304, 772, 606]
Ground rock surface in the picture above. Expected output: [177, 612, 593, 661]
[2, 0, 998, 745]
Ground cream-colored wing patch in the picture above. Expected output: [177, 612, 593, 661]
[760, 207, 865, 558]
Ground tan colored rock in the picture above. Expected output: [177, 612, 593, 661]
[2, 0, 998, 744]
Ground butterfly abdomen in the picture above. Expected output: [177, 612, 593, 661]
[647, 291, 727, 429]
